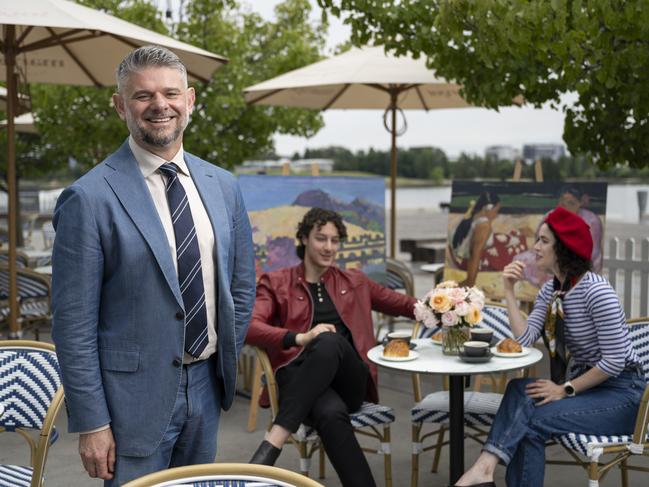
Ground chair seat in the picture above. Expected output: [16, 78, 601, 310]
[554, 431, 649, 458]
[295, 402, 395, 441]
[412, 391, 503, 428]
[0, 464, 33, 487]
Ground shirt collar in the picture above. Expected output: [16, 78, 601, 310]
[128, 136, 189, 178]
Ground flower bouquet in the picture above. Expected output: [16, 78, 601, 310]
[413, 280, 485, 355]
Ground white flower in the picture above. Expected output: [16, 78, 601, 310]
[423, 313, 439, 328]
[468, 287, 485, 309]
[441, 310, 459, 327]
[413, 300, 431, 322]
[454, 301, 470, 316]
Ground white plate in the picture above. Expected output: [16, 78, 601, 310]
[380, 350, 419, 362]
[490, 346, 531, 358]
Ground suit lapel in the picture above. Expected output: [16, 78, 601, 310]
[104, 142, 183, 307]
[185, 154, 231, 269]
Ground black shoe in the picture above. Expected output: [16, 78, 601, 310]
[250, 440, 282, 466]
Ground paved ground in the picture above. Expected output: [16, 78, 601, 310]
[2, 210, 648, 486]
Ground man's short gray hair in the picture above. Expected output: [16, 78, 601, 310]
[116, 45, 188, 92]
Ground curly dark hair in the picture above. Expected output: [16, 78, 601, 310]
[295, 207, 348, 260]
[547, 224, 592, 278]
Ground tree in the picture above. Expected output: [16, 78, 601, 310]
[25, 0, 326, 173]
[318, 0, 649, 169]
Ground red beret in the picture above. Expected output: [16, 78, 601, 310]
[544, 206, 593, 260]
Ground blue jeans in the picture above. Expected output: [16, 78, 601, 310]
[107, 357, 221, 486]
[483, 370, 646, 487]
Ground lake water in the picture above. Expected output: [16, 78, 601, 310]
[387, 184, 649, 223]
[3, 183, 648, 224]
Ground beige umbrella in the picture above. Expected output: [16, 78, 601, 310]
[0, 0, 227, 336]
[244, 46, 475, 258]
[0, 87, 31, 113]
[0, 112, 38, 134]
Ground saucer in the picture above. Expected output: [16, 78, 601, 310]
[458, 350, 493, 363]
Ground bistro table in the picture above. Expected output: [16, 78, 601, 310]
[368, 338, 543, 484]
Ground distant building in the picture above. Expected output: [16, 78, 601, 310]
[238, 158, 334, 174]
[485, 145, 521, 161]
[522, 143, 565, 162]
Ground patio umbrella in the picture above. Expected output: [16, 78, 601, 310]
[244, 46, 479, 258]
[0, 0, 227, 335]
[0, 86, 31, 113]
[0, 112, 38, 134]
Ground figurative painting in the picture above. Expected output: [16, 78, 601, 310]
[444, 181, 607, 301]
[238, 175, 386, 278]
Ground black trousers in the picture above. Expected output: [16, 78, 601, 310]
[275, 332, 377, 487]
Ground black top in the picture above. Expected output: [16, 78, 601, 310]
[282, 281, 353, 348]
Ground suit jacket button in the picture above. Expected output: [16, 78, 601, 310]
[176, 311, 184, 320]
[172, 358, 182, 367]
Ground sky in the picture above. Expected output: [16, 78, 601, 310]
[247, 1, 569, 159]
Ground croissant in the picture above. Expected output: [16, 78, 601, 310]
[431, 330, 444, 341]
[383, 340, 410, 358]
[497, 338, 523, 353]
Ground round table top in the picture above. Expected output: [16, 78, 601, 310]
[368, 338, 543, 376]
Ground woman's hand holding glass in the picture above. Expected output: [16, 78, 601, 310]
[296, 323, 336, 347]
[502, 261, 526, 293]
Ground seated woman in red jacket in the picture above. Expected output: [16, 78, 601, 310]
[246, 207, 417, 487]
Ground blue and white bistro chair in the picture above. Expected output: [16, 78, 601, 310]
[123, 463, 325, 487]
[549, 317, 649, 487]
[0, 340, 64, 487]
[410, 302, 526, 487]
[253, 347, 395, 487]
[0, 265, 51, 340]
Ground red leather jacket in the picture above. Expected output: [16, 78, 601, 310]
[246, 263, 417, 403]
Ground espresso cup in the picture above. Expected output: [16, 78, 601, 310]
[463, 341, 489, 357]
[386, 331, 411, 346]
[470, 327, 494, 344]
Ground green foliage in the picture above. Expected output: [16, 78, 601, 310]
[300, 144, 648, 182]
[18, 0, 326, 175]
[318, 0, 649, 169]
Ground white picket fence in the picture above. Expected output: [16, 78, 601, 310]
[604, 237, 649, 318]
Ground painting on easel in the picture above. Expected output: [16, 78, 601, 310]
[238, 175, 386, 278]
[443, 181, 607, 301]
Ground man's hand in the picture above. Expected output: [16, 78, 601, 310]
[79, 427, 116, 480]
[525, 379, 566, 406]
[296, 323, 336, 347]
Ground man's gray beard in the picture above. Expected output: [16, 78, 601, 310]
[129, 113, 191, 148]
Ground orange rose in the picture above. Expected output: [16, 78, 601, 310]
[466, 304, 482, 325]
[430, 292, 452, 313]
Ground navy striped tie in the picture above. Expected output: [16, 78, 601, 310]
[159, 162, 209, 358]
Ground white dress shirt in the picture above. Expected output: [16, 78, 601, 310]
[129, 137, 217, 363]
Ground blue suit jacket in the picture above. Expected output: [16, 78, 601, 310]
[51, 140, 256, 457]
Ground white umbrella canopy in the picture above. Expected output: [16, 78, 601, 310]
[245, 46, 477, 258]
[0, 0, 227, 336]
[0, 0, 226, 85]
[245, 46, 471, 110]
[0, 87, 31, 113]
[0, 112, 38, 134]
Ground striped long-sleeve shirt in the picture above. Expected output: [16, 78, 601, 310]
[519, 271, 639, 377]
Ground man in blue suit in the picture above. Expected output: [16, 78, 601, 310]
[51, 45, 256, 485]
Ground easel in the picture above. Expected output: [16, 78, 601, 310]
[473, 159, 544, 392]
[246, 160, 321, 432]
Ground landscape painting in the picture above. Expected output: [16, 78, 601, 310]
[443, 181, 607, 301]
[238, 175, 386, 278]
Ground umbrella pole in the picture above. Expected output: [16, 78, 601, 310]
[389, 98, 397, 259]
[5, 26, 20, 337]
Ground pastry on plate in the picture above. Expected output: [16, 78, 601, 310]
[431, 330, 443, 342]
[383, 339, 410, 358]
[497, 338, 523, 353]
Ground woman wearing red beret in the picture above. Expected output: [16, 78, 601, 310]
[455, 207, 645, 487]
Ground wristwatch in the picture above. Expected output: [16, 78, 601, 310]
[563, 381, 576, 397]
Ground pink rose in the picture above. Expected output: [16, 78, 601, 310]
[441, 310, 459, 327]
